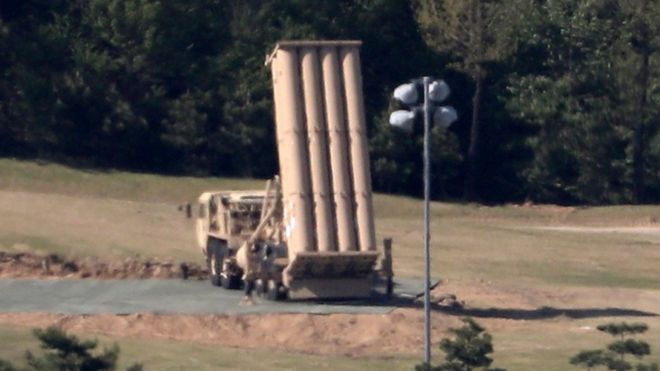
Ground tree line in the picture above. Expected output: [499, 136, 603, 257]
[1, 0, 658, 204]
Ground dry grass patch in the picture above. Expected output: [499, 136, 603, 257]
[1, 159, 659, 370]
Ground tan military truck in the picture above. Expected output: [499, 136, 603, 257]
[194, 41, 392, 300]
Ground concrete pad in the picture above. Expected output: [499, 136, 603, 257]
[0, 278, 426, 315]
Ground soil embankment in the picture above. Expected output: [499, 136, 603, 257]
[0, 251, 206, 279]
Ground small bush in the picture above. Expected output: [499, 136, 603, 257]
[0, 326, 142, 371]
[571, 322, 657, 371]
[416, 317, 505, 371]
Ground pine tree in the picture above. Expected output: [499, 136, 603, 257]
[416, 317, 505, 371]
[571, 322, 658, 371]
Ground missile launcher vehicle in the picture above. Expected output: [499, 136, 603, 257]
[195, 41, 392, 300]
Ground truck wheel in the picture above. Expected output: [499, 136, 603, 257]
[266, 280, 287, 301]
[221, 274, 241, 290]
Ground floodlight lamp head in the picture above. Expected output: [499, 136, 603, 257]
[433, 106, 458, 129]
[393, 83, 419, 106]
[389, 110, 416, 133]
[428, 80, 450, 103]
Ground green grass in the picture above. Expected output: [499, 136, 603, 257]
[1, 319, 659, 371]
[491, 317, 660, 370]
[379, 215, 660, 289]
[0, 324, 416, 371]
[0, 158, 262, 204]
[1, 159, 659, 370]
[1, 158, 659, 288]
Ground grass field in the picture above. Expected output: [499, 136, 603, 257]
[1, 158, 658, 289]
[0, 323, 416, 371]
[1, 158, 659, 370]
[1, 317, 658, 371]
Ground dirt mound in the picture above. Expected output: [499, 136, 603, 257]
[0, 310, 472, 357]
[0, 251, 208, 280]
[0, 280, 565, 357]
[0, 281, 657, 358]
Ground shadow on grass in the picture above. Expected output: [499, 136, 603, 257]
[307, 295, 658, 320]
[302, 281, 658, 320]
[436, 305, 659, 320]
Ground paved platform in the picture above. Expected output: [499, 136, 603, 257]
[0, 278, 432, 315]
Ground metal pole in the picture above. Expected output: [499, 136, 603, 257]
[422, 76, 432, 365]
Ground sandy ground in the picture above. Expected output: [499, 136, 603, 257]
[1, 251, 659, 358]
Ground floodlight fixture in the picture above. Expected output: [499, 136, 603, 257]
[428, 80, 450, 103]
[433, 106, 458, 129]
[388, 76, 458, 367]
[389, 110, 415, 133]
[393, 83, 419, 106]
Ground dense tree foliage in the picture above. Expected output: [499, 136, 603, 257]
[415, 0, 514, 201]
[0, 0, 658, 204]
[506, 0, 659, 204]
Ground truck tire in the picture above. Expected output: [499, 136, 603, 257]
[221, 274, 242, 290]
[266, 280, 287, 301]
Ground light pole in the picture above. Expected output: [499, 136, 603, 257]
[389, 76, 457, 365]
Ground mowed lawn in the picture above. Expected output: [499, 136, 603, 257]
[0, 319, 658, 371]
[0, 323, 415, 371]
[1, 158, 658, 290]
[1, 159, 659, 370]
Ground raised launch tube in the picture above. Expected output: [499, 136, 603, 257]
[320, 46, 358, 252]
[267, 41, 378, 296]
[300, 47, 337, 252]
[341, 46, 377, 252]
[269, 47, 315, 254]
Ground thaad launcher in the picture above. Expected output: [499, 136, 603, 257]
[195, 41, 391, 300]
